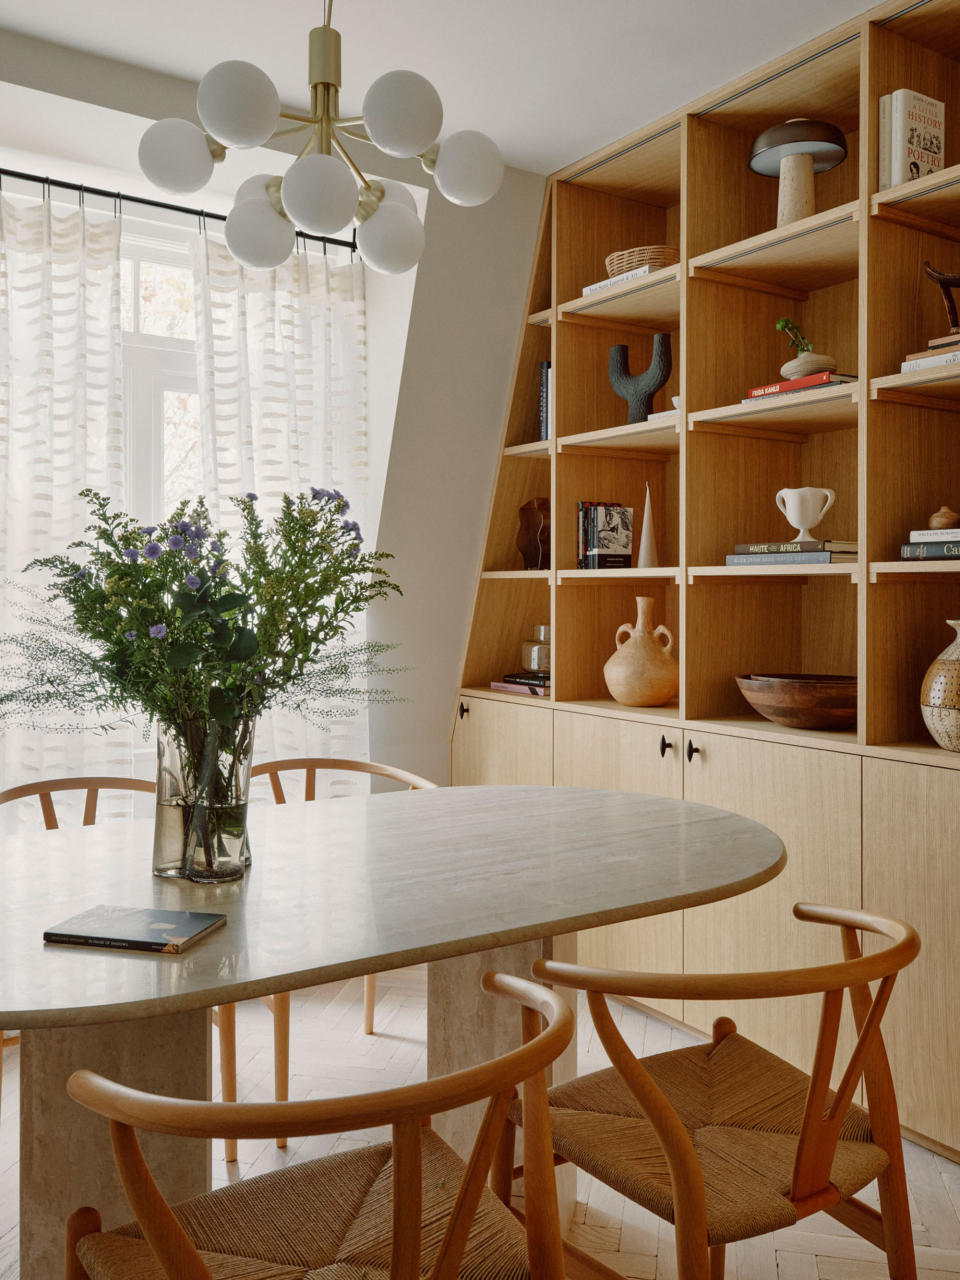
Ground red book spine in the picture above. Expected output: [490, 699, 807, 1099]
[747, 372, 835, 398]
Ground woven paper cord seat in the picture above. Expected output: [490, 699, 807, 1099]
[76, 1130, 530, 1280]
[513, 1032, 889, 1246]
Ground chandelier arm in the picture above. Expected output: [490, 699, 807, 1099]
[331, 131, 373, 190]
[279, 110, 320, 125]
[270, 122, 316, 141]
[324, 0, 333, 25]
[296, 126, 321, 161]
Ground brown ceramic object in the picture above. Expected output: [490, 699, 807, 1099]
[928, 505, 960, 530]
[603, 597, 679, 707]
[921, 620, 960, 751]
[735, 673, 857, 730]
[516, 497, 550, 570]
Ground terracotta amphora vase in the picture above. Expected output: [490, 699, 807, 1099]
[921, 620, 960, 751]
[603, 596, 679, 707]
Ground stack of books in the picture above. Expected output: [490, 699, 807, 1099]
[538, 361, 552, 440]
[900, 526, 960, 560]
[742, 372, 856, 402]
[726, 539, 857, 566]
[577, 501, 633, 568]
[900, 338, 960, 374]
[878, 88, 945, 190]
[490, 672, 550, 696]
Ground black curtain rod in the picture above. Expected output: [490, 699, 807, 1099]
[0, 165, 357, 252]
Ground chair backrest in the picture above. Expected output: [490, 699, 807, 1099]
[0, 777, 156, 830]
[536, 903, 920, 1209]
[68, 971, 572, 1280]
[251, 756, 438, 804]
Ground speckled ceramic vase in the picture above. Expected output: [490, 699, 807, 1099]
[921, 620, 960, 751]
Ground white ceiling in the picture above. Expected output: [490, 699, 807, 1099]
[0, 0, 875, 176]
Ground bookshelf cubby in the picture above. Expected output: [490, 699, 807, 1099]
[452, 0, 960, 1154]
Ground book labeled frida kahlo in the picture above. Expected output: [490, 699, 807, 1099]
[44, 905, 227, 954]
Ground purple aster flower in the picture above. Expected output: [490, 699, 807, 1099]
[143, 542, 162, 560]
[245, 491, 258, 501]
[209, 540, 222, 554]
[185, 573, 202, 591]
[253, 673, 264, 685]
[140, 526, 157, 536]
[333, 489, 349, 512]
[184, 544, 199, 560]
[311, 485, 333, 501]
[73, 567, 88, 579]
[168, 534, 185, 550]
[176, 520, 191, 533]
[191, 525, 206, 540]
[148, 623, 167, 639]
[124, 629, 137, 641]
[123, 548, 139, 562]
[342, 519, 362, 543]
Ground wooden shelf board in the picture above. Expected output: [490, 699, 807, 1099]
[689, 385, 858, 433]
[559, 416, 680, 453]
[554, 698, 681, 723]
[479, 570, 551, 580]
[872, 163, 960, 232]
[869, 560, 960, 583]
[558, 567, 681, 583]
[503, 439, 551, 458]
[871, 367, 960, 407]
[685, 715, 860, 753]
[558, 264, 681, 328]
[689, 202, 859, 293]
[688, 563, 858, 581]
[460, 686, 554, 707]
[861, 740, 960, 771]
[527, 308, 553, 327]
[561, 117, 683, 206]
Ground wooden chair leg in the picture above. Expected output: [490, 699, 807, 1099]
[65, 1206, 101, 1280]
[490, 1115, 516, 1204]
[217, 1003, 238, 1164]
[272, 990, 291, 1150]
[876, 1154, 919, 1280]
[363, 973, 377, 1035]
[709, 1244, 726, 1280]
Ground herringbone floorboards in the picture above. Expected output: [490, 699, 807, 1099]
[2, 964, 958, 1278]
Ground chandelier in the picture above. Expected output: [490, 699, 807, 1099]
[137, 1, 504, 274]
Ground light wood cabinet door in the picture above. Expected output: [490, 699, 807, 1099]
[450, 695, 553, 786]
[554, 711, 683, 1018]
[681, 730, 861, 1073]
[862, 757, 960, 1150]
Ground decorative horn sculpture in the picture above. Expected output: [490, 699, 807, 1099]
[923, 260, 960, 335]
[609, 334, 672, 424]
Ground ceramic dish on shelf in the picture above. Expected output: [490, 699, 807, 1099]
[735, 673, 857, 730]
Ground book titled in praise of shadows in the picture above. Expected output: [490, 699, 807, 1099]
[43, 905, 227, 955]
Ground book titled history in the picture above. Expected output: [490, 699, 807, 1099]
[890, 88, 945, 185]
[909, 527, 960, 542]
[900, 541, 960, 559]
[581, 263, 651, 296]
[43, 905, 227, 955]
[745, 372, 856, 399]
[489, 681, 550, 696]
[725, 552, 856, 565]
[733, 539, 857, 554]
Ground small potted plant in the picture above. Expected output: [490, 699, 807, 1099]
[775, 317, 837, 379]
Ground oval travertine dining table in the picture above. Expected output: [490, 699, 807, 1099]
[0, 784, 785, 1280]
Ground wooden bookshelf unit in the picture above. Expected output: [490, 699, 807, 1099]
[451, 0, 960, 1156]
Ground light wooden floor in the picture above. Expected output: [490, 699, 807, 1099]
[2, 964, 959, 1279]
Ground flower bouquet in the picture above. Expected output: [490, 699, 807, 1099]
[0, 487, 400, 882]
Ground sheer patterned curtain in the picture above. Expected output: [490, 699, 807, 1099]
[191, 234, 372, 791]
[0, 196, 134, 825]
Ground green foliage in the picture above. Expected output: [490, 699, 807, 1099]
[775, 316, 813, 353]
[0, 488, 402, 738]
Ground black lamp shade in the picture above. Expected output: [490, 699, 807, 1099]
[749, 118, 847, 176]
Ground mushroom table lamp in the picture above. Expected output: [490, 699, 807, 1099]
[749, 118, 847, 227]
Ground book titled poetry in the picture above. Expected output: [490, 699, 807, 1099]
[890, 88, 945, 185]
[44, 905, 227, 954]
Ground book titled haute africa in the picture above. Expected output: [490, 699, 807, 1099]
[44, 905, 227, 954]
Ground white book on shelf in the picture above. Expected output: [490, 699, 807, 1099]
[890, 88, 945, 185]
[878, 93, 892, 190]
[900, 349, 960, 373]
[909, 527, 960, 542]
[581, 263, 651, 296]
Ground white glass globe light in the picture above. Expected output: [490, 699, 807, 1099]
[138, 118, 214, 194]
[357, 202, 425, 274]
[234, 172, 277, 206]
[197, 60, 280, 148]
[363, 70, 442, 158]
[225, 199, 295, 269]
[434, 130, 504, 206]
[377, 178, 418, 214]
[280, 153, 358, 234]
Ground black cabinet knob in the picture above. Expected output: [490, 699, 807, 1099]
[686, 739, 700, 763]
[659, 734, 673, 757]
[458, 701, 469, 719]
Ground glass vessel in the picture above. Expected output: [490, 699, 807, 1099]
[152, 718, 256, 882]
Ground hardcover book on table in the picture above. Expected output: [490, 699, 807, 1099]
[44, 905, 228, 954]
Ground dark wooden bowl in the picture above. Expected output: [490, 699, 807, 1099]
[735, 673, 857, 730]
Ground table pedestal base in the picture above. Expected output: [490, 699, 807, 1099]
[20, 1008, 211, 1280]
[427, 934, 578, 1224]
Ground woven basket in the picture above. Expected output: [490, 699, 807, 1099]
[605, 245, 680, 278]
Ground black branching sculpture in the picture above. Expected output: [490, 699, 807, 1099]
[609, 333, 672, 423]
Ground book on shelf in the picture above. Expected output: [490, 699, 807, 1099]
[725, 552, 856, 565]
[577, 500, 616, 568]
[900, 541, 960, 560]
[900, 348, 960, 373]
[903, 341, 960, 362]
[744, 372, 856, 400]
[538, 361, 551, 440]
[579, 501, 633, 568]
[733, 539, 857, 554]
[909, 527, 960, 542]
[879, 92, 892, 190]
[489, 681, 550, 696]
[43, 905, 227, 955]
[501, 670, 550, 686]
[884, 89, 945, 187]
[581, 263, 650, 296]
